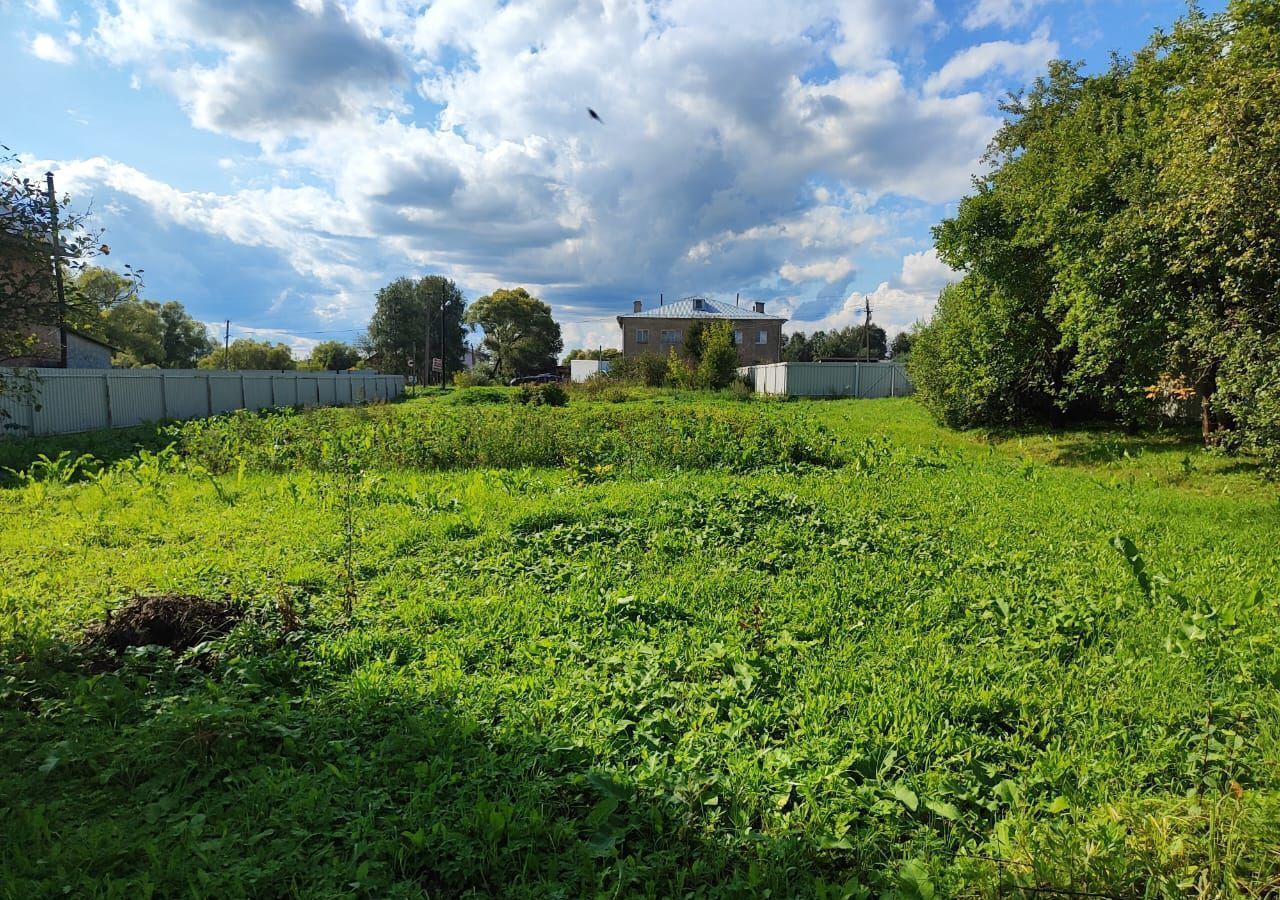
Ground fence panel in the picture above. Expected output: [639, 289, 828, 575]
[107, 374, 165, 427]
[0, 368, 406, 438]
[737, 362, 913, 399]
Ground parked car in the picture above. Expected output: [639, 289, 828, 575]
[508, 373, 564, 386]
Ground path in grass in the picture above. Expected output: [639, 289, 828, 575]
[1, 395, 1277, 896]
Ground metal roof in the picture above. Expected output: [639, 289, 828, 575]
[618, 297, 786, 321]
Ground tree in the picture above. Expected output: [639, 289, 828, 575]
[889, 331, 914, 359]
[1, 150, 139, 361]
[812, 324, 887, 360]
[102, 301, 165, 366]
[682, 320, 708, 361]
[464, 287, 562, 380]
[697, 320, 739, 389]
[782, 332, 814, 362]
[78, 271, 212, 368]
[563, 347, 621, 363]
[915, 3, 1280, 443]
[908, 278, 1060, 428]
[159, 302, 215, 368]
[198, 339, 296, 370]
[309, 340, 362, 371]
[363, 275, 466, 381]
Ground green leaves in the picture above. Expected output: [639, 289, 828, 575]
[1111, 534, 1153, 598]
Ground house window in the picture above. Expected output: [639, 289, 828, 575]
[635, 329, 649, 344]
[756, 329, 768, 345]
[660, 329, 681, 343]
[732, 329, 743, 346]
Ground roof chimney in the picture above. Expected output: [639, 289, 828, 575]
[754, 301, 765, 314]
[633, 299, 642, 313]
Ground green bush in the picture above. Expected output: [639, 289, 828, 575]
[441, 386, 512, 406]
[514, 382, 568, 407]
[451, 369, 494, 388]
[908, 278, 1059, 428]
[610, 352, 667, 387]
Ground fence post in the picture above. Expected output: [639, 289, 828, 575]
[854, 364, 861, 398]
[205, 373, 213, 415]
[103, 374, 114, 428]
[240, 374, 246, 409]
[889, 365, 896, 397]
[159, 372, 169, 419]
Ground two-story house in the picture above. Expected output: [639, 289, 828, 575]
[616, 296, 786, 366]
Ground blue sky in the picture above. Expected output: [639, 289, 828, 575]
[2, 0, 1222, 355]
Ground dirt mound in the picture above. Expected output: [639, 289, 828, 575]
[84, 594, 245, 653]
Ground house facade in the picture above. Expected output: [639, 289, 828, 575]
[616, 297, 787, 366]
[0, 325, 115, 368]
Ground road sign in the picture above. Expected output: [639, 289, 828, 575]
[432, 357, 443, 372]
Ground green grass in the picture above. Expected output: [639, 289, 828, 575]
[2, 395, 1278, 897]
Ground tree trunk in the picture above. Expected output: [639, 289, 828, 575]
[1197, 365, 1218, 445]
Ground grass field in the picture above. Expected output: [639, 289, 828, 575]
[2, 392, 1278, 898]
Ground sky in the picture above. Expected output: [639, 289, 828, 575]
[2, 0, 1222, 357]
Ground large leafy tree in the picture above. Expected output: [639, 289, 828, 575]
[309, 340, 362, 371]
[464, 287, 562, 379]
[69, 267, 213, 368]
[362, 276, 466, 381]
[917, 0, 1280, 457]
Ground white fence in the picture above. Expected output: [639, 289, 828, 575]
[0, 368, 405, 437]
[738, 362, 913, 398]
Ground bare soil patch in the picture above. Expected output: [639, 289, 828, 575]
[84, 594, 244, 653]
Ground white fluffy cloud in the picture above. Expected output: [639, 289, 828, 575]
[963, 0, 1048, 30]
[899, 247, 959, 292]
[29, 32, 75, 63]
[926, 28, 1057, 93]
[28, 0, 1059, 348]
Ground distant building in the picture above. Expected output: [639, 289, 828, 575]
[0, 324, 116, 368]
[570, 358, 611, 382]
[616, 296, 787, 366]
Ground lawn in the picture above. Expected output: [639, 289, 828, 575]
[1, 393, 1277, 898]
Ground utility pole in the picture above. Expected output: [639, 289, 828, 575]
[424, 286, 431, 389]
[224, 320, 230, 369]
[45, 172, 68, 368]
[438, 280, 446, 388]
[862, 296, 873, 361]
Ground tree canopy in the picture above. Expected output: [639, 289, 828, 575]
[781, 325, 886, 362]
[308, 340, 362, 371]
[363, 276, 466, 381]
[198, 339, 296, 370]
[68, 266, 213, 368]
[563, 347, 621, 364]
[911, 0, 1280, 468]
[464, 287, 562, 379]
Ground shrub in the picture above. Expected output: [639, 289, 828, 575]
[908, 278, 1059, 428]
[610, 352, 667, 387]
[514, 382, 568, 407]
[442, 386, 512, 406]
[727, 375, 755, 401]
[451, 369, 494, 388]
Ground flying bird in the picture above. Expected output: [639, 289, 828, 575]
[587, 107, 604, 124]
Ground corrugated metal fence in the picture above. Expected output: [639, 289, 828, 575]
[738, 362, 914, 398]
[0, 368, 405, 437]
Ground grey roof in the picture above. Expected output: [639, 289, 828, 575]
[618, 297, 786, 321]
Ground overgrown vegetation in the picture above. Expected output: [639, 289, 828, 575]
[2, 394, 1276, 895]
[911, 0, 1280, 473]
